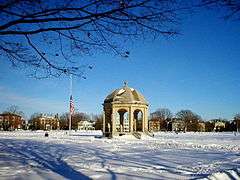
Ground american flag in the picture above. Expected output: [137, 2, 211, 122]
[70, 95, 74, 115]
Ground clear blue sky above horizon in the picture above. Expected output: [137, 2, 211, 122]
[0, 9, 240, 120]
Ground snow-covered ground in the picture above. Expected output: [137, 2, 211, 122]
[0, 131, 239, 180]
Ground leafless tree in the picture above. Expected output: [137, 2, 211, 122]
[3, 105, 24, 116]
[205, 121, 215, 132]
[176, 110, 201, 132]
[234, 113, 240, 131]
[0, 0, 186, 78]
[199, 0, 240, 20]
[150, 108, 172, 131]
[60, 112, 90, 130]
[234, 113, 240, 120]
[59, 112, 69, 130]
[93, 114, 103, 130]
[151, 108, 172, 121]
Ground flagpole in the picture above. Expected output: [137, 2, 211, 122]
[69, 74, 72, 132]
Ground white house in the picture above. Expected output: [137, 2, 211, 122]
[78, 120, 95, 130]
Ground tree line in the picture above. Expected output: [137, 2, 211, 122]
[27, 112, 103, 130]
[150, 108, 240, 132]
[0, 105, 103, 130]
[1, 105, 239, 132]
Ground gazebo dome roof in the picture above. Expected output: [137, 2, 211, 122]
[104, 82, 148, 104]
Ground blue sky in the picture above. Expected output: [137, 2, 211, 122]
[0, 9, 240, 120]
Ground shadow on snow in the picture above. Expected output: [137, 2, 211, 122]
[0, 138, 239, 180]
[0, 139, 90, 180]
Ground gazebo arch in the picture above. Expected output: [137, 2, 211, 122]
[116, 109, 129, 132]
[133, 109, 143, 131]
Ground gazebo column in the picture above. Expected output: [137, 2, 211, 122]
[129, 106, 133, 132]
[144, 107, 148, 132]
[111, 109, 116, 136]
[142, 108, 145, 132]
[102, 111, 105, 135]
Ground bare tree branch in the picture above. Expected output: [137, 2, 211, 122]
[0, 0, 187, 78]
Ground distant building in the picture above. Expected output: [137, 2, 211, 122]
[148, 119, 160, 132]
[149, 118, 170, 132]
[171, 118, 207, 132]
[198, 122, 205, 132]
[213, 121, 226, 132]
[172, 118, 185, 132]
[78, 120, 95, 130]
[29, 114, 60, 130]
[0, 113, 24, 130]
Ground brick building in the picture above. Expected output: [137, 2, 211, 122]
[0, 113, 24, 130]
[148, 118, 160, 132]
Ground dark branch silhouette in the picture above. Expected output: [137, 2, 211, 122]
[199, 0, 240, 20]
[0, 0, 184, 78]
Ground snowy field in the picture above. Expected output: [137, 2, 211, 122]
[0, 131, 239, 180]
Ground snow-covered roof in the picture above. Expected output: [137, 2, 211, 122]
[104, 83, 148, 104]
